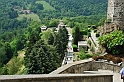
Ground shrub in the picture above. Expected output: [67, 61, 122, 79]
[88, 28, 91, 32]
[90, 47, 95, 52]
[97, 56, 104, 60]
[72, 44, 78, 52]
[106, 57, 111, 62]
[96, 33, 100, 37]
[112, 57, 122, 64]
[78, 53, 89, 60]
[78, 48, 92, 60]
[80, 30, 87, 35]
[92, 56, 98, 61]
[88, 32, 91, 37]
[94, 29, 97, 33]
[87, 40, 91, 45]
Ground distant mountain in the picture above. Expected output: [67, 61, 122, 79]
[46, 0, 108, 16]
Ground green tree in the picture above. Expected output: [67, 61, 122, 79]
[8, 11, 18, 19]
[4, 42, 13, 59]
[0, 46, 8, 66]
[98, 30, 124, 55]
[36, 4, 44, 10]
[73, 27, 80, 46]
[78, 48, 92, 60]
[41, 29, 52, 41]
[0, 42, 14, 67]
[48, 19, 59, 27]
[24, 39, 60, 74]
[48, 32, 54, 45]
[54, 27, 68, 59]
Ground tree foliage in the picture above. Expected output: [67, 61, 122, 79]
[45, 0, 107, 18]
[48, 32, 54, 45]
[54, 27, 68, 59]
[24, 39, 60, 74]
[98, 30, 124, 55]
[73, 27, 80, 46]
[0, 42, 13, 67]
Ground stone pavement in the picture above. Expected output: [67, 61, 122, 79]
[98, 69, 122, 82]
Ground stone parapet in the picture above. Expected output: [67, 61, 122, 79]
[51, 60, 122, 74]
[1, 60, 119, 82]
[0, 74, 113, 82]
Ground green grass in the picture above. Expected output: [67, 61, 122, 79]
[17, 14, 41, 21]
[36, 1, 55, 10]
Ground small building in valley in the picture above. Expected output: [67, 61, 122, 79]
[40, 25, 47, 31]
[78, 41, 88, 51]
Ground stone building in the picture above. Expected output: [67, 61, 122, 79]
[101, 0, 124, 34]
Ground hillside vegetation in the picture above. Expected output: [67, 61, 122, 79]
[45, 0, 107, 16]
[0, 0, 107, 74]
[36, 1, 55, 10]
[17, 14, 41, 21]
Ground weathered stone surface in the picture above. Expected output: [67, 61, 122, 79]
[0, 74, 113, 82]
[100, 0, 124, 34]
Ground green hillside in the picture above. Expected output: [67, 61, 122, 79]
[36, 1, 55, 10]
[0, 0, 108, 75]
[17, 14, 41, 21]
[45, 0, 107, 16]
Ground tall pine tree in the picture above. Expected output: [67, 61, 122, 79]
[54, 27, 68, 59]
[73, 27, 80, 46]
[24, 39, 61, 74]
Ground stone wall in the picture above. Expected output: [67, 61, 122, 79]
[0, 60, 118, 82]
[51, 60, 122, 74]
[0, 74, 112, 82]
[92, 61, 122, 72]
[103, 0, 124, 34]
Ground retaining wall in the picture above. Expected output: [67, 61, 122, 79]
[51, 60, 122, 74]
[0, 74, 112, 82]
[0, 60, 120, 82]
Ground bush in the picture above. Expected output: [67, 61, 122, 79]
[72, 44, 78, 52]
[103, 54, 114, 62]
[96, 33, 100, 37]
[90, 47, 95, 52]
[78, 53, 92, 60]
[92, 56, 98, 61]
[78, 48, 92, 60]
[88, 28, 91, 32]
[80, 30, 87, 35]
[97, 56, 104, 60]
[92, 56, 104, 61]
[88, 32, 91, 37]
[87, 40, 91, 45]
[112, 57, 122, 64]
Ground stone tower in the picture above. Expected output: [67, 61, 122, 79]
[107, 0, 124, 30]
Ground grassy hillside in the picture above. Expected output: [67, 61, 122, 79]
[17, 14, 41, 21]
[36, 1, 55, 10]
[6, 50, 26, 75]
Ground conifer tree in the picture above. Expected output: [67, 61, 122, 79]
[73, 27, 80, 46]
[24, 39, 60, 74]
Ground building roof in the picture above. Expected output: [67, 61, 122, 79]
[78, 41, 87, 46]
[40, 25, 47, 30]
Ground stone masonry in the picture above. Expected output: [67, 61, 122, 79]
[101, 0, 124, 34]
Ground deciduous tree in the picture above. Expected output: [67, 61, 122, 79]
[98, 30, 124, 55]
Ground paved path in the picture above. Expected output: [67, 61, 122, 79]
[62, 33, 73, 66]
[98, 69, 122, 82]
